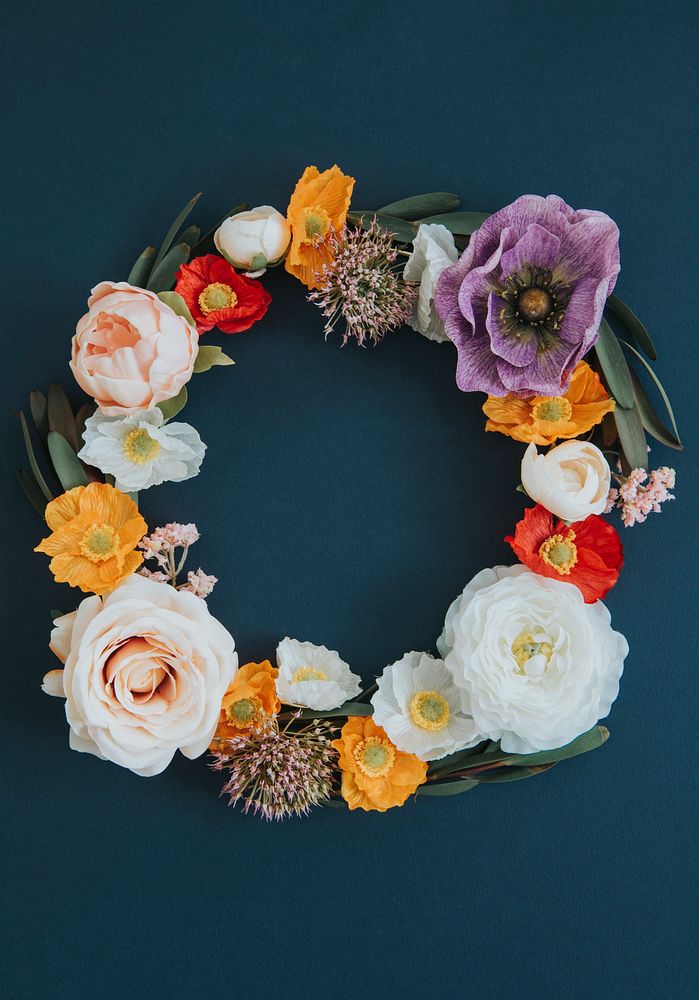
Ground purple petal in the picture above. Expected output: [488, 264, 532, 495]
[486, 292, 539, 367]
[556, 212, 620, 287]
[499, 223, 561, 276]
[558, 275, 604, 347]
[446, 309, 505, 394]
[497, 338, 578, 396]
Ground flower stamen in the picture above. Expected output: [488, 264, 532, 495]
[291, 666, 329, 684]
[531, 397, 573, 423]
[198, 282, 238, 315]
[122, 428, 161, 464]
[511, 629, 553, 674]
[226, 696, 262, 729]
[539, 532, 578, 574]
[408, 690, 450, 731]
[354, 736, 396, 777]
[79, 523, 120, 563]
[301, 206, 332, 245]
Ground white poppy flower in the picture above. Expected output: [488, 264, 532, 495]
[438, 565, 628, 754]
[403, 223, 458, 342]
[276, 638, 361, 710]
[521, 440, 611, 521]
[78, 408, 206, 493]
[371, 650, 482, 761]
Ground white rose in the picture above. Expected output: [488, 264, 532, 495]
[276, 638, 361, 710]
[403, 223, 458, 342]
[438, 565, 628, 754]
[42, 575, 237, 776]
[215, 205, 291, 276]
[521, 440, 611, 521]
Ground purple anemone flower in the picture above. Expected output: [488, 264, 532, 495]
[434, 195, 620, 397]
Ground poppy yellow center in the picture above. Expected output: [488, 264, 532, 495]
[511, 629, 553, 674]
[226, 696, 261, 728]
[122, 428, 160, 464]
[198, 282, 238, 315]
[302, 206, 331, 244]
[539, 532, 578, 574]
[79, 523, 120, 562]
[354, 736, 396, 777]
[291, 666, 328, 683]
[408, 690, 450, 731]
[531, 397, 573, 423]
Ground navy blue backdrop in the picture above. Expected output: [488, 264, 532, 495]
[2, 2, 696, 998]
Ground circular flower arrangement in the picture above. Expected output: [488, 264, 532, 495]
[19, 167, 682, 819]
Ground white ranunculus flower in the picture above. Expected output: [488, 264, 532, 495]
[41, 575, 237, 776]
[371, 651, 482, 761]
[521, 440, 611, 521]
[276, 638, 361, 710]
[77, 407, 206, 492]
[215, 205, 291, 276]
[438, 565, 627, 754]
[403, 223, 459, 342]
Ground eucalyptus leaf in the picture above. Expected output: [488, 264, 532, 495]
[29, 390, 48, 438]
[503, 726, 609, 768]
[418, 778, 479, 797]
[127, 245, 156, 287]
[19, 411, 53, 501]
[48, 383, 79, 451]
[193, 345, 235, 373]
[376, 192, 461, 220]
[620, 339, 682, 445]
[157, 290, 196, 327]
[74, 402, 96, 443]
[427, 741, 491, 776]
[48, 431, 89, 490]
[614, 401, 648, 470]
[294, 702, 373, 720]
[417, 211, 489, 235]
[630, 369, 682, 450]
[17, 469, 47, 515]
[147, 242, 190, 293]
[157, 386, 188, 421]
[594, 319, 635, 409]
[347, 211, 416, 243]
[151, 192, 201, 274]
[177, 224, 201, 248]
[472, 763, 556, 783]
[50, 609, 67, 621]
[606, 293, 657, 360]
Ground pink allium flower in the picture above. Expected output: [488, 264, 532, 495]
[606, 467, 676, 527]
[182, 569, 218, 598]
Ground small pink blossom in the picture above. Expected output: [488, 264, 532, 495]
[606, 467, 676, 527]
[182, 569, 218, 599]
[138, 568, 170, 584]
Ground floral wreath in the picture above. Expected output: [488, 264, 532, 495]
[19, 166, 682, 819]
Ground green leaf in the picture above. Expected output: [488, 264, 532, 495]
[157, 290, 196, 327]
[47, 383, 79, 451]
[18, 469, 47, 515]
[620, 339, 682, 446]
[157, 385, 188, 421]
[147, 242, 190, 293]
[503, 726, 609, 768]
[50, 609, 66, 621]
[418, 778, 479, 797]
[375, 192, 461, 220]
[614, 401, 648, 470]
[472, 763, 556, 783]
[193, 345, 235, 373]
[151, 192, 201, 275]
[427, 741, 491, 777]
[48, 431, 89, 490]
[19, 411, 53, 501]
[127, 245, 156, 287]
[593, 319, 635, 409]
[294, 702, 373, 720]
[630, 369, 682, 450]
[417, 211, 489, 235]
[177, 224, 201, 248]
[74, 402, 96, 444]
[29, 391, 48, 438]
[347, 211, 416, 243]
[605, 293, 657, 360]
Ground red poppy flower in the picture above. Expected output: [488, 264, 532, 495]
[505, 504, 623, 603]
[174, 254, 271, 335]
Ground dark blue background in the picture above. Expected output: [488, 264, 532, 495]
[2, 2, 696, 997]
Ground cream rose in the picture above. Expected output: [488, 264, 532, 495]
[42, 575, 237, 776]
[438, 565, 628, 754]
[521, 440, 611, 521]
[403, 223, 458, 342]
[215, 205, 291, 276]
[70, 281, 199, 415]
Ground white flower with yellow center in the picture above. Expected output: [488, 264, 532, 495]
[371, 651, 482, 761]
[78, 408, 206, 493]
[276, 638, 361, 711]
[438, 565, 628, 754]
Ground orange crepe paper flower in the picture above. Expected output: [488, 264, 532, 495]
[483, 360, 615, 445]
[35, 482, 146, 595]
[332, 715, 427, 812]
[212, 660, 280, 744]
[506, 504, 623, 603]
[285, 165, 355, 289]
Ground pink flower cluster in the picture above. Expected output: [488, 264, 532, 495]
[137, 522, 217, 598]
[606, 467, 676, 527]
[139, 523, 200, 564]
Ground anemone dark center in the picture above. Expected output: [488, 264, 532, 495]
[517, 287, 553, 323]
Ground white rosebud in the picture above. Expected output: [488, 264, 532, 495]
[403, 223, 458, 342]
[214, 205, 291, 276]
[520, 440, 611, 521]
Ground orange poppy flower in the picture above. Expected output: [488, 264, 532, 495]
[332, 715, 427, 812]
[35, 482, 146, 595]
[285, 165, 355, 289]
[483, 360, 615, 445]
[212, 660, 280, 744]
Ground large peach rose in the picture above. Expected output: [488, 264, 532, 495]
[42, 575, 238, 776]
[70, 281, 199, 414]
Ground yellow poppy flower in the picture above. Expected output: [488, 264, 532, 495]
[35, 482, 146, 595]
[285, 164, 355, 289]
[332, 715, 427, 812]
[211, 660, 280, 745]
[483, 360, 615, 445]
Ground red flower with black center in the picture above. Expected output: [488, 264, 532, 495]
[174, 253, 271, 335]
[505, 504, 623, 603]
